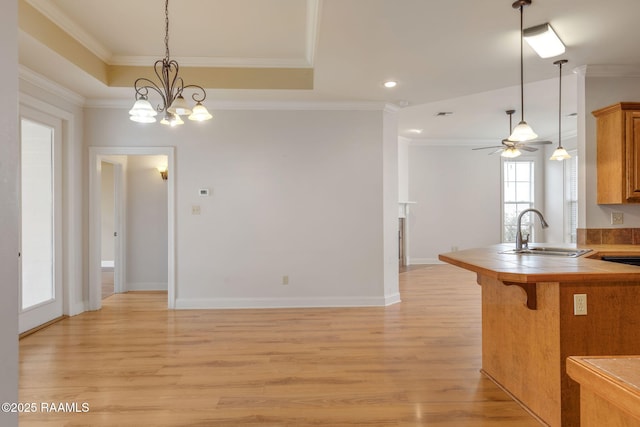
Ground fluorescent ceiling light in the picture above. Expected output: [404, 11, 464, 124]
[523, 23, 565, 58]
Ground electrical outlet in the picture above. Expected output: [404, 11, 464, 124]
[282, 275, 289, 285]
[611, 212, 624, 225]
[573, 294, 587, 315]
[451, 246, 458, 252]
[191, 205, 201, 215]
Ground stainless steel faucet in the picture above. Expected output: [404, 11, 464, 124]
[515, 208, 549, 250]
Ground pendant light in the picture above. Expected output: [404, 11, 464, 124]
[550, 59, 571, 161]
[508, 0, 538, 142]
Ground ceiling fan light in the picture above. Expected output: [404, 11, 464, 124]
[188, 103, 213, 121]
[508, 121, 538, 142]
[550, 146, 571, 161]
[167, 95, 193, 116]
[501, 147, 522, 158]
[523, 23, 565, 59]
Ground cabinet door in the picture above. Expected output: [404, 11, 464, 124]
[626, 112, 640, 201]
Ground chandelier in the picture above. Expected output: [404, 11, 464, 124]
[128, 0, 213, 126]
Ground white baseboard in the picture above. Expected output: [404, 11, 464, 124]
[68, 301, 87, 316]
[175, 295, 396, 309]
[127, 282, 168, 291]
[409, 258, 445, 265]
[384, 292, 402, 306]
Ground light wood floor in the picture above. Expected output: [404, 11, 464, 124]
[19, 265, 540, 426]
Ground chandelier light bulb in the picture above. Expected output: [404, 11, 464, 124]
[188, 103, 213, 121]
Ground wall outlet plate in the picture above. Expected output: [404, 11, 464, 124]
[611, 212, 624, 225]
[573, 294, 587, 315]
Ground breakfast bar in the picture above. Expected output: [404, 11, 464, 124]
[439, 244, 640, 427]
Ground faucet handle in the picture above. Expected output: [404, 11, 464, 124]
[522, 233, 530, 248]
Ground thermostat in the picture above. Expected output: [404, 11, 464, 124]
[198, 188, 210, 196]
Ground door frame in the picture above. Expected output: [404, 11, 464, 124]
[89, 147, 175, 310]
[19, 93, 83, 319]
[18, 108, 63, 333]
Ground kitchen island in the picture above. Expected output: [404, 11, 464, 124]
[439, 244, 640, 427]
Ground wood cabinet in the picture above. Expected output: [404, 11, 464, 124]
[593, 102, 640, 204]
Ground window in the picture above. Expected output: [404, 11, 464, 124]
[565, 152, 578, 243]
[502, 160, 535, 243]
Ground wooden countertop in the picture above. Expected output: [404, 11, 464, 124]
[567, 356, 640, 422]
[438, 244, 640, 283]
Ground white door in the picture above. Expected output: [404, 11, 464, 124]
[19, 109, 63, 333]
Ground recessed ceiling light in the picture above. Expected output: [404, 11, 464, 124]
[408, 129, 423, 134]
[383, 80, 398, 88]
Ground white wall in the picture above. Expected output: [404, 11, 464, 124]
[0, 1, 18, 424]
[125, 155, 168, 290]
[84, 106, 399, 307]
[577, 69, 640, 229]
[544, 136, 577, 243]
[408, 144, 501, 263]
[398, 137, 410, 201]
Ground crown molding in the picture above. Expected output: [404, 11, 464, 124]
[573, 64, 640, 78]
[86, 98, 396, 112]
[306, 0, 322, 66]
[109, 56, 312, 68]
[24, 0, 112, 62]
[19, 66, 85, 106]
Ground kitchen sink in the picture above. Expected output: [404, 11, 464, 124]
[501, 247, 592, 257]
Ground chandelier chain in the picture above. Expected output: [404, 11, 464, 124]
[164, 0, 170, 60]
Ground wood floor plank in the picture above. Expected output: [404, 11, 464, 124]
[19, 265, 541, 426]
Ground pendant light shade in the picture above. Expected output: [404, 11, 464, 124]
[129, 97, 158, 123]
[160, 112, 184, 127]
[509, 121, 538, 142]
[549, 59, 571, 161]
[167, 95, 193, 116]
[508, 0, 537, 143]
[550, 147, 571, 161]
[188, 102, 214, 121]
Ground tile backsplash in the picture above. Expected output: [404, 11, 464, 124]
[577, 228, 640, 245]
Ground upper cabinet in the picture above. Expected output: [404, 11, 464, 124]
[593, 102, 640, 204]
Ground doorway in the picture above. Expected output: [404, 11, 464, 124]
[19, 112, 62, 333]
[89, 147, 176, 310]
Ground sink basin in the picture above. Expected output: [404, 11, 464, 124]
[501, 247, 592, 257]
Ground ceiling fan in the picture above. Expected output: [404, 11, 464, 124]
[473, 110, 551, 158]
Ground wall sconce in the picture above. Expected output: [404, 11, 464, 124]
[157, 165, 168, 181]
